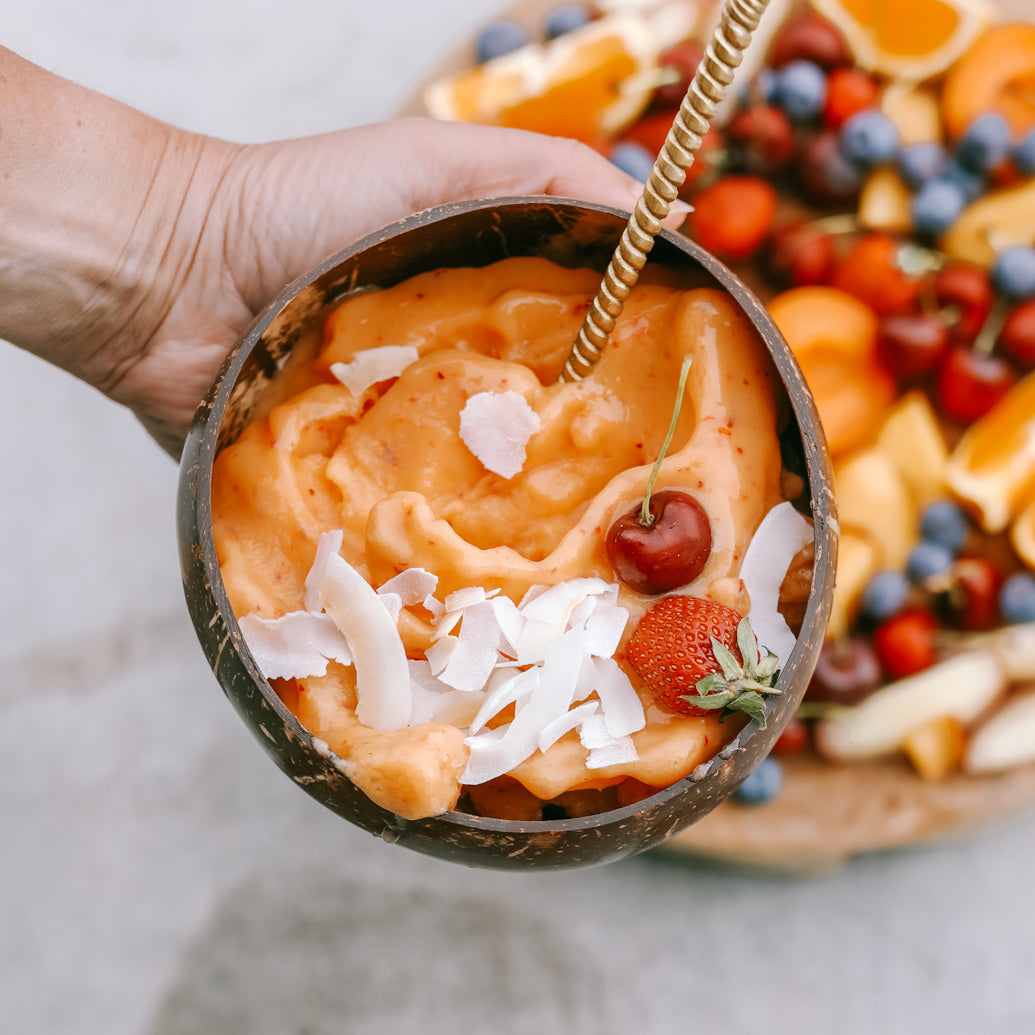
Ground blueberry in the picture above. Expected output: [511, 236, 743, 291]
[476, 20, 529, 63]
[839, 109, 900, 168]
[898, 142, 948, 189]
[906, 541, 954, 584]
[772, 60, 827, 122]
[544, 3, 592, 39]
[939, 159, 986, 202]
[733, 757, 783, 805]
[861, 570, 910, 622]
[910, 178, 967, 239]
[992, 246, 1035, 300]
[756, 68, 780, 106]
[999, 572, 1035, 624]
[956, 113, 1013, 174]
[609, 141, 655, 182]
[1015, 129, 1035, 177]
[920, 500, 970, 553]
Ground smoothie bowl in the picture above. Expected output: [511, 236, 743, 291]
[177, 197, 837, 870]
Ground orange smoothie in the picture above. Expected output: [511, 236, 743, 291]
[210, 256, 807, 820]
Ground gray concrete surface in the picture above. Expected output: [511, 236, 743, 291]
[3, 2, 1035, 1033]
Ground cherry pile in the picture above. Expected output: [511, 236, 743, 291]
[609, 11, 1035, 432]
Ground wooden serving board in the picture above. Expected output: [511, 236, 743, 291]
[403, 0, 1035, 870]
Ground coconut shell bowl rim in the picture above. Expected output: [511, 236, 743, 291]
[177, 196, 837, 871]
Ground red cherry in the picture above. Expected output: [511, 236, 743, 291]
[726, 104, 797, 174]
[832, 233, 923, 317]
[873, 608, 939, 678]
[946, 556, 1003, 631]
[772, 716, 810, 756]
[806, 637, 882, 705]
[767, 11, 852, 70]
[877, 312, 951, 381]
[652, 40, 704, 109]
[605, 490, 712, 595]
[685, 175, 778, 260]
[765, 221, 837, 288]
[934, 262, 994, 344]
[936, 345, 1016, 423]
[822, 67, 880, 128]
[999, 299, 1035, 366]
[795, 130, 862, 208]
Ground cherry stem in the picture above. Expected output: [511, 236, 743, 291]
[639, 354, 693, 527]
[971, 296, 1008, 359]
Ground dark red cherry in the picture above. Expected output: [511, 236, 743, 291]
[934, 262, 994, 344]
[877, 311, 951, 381]
[806, 637, 882, 705]
[936, 345, 1016, 423]
[999, 299, 1035, 366]
[605, 489, 712, 595]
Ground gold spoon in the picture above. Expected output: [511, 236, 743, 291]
[561, 0, 775, 382]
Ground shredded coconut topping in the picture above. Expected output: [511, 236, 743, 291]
[458, 390, 542, 479]
[237, 500, 811, 786]
[329, 345, 420, 395]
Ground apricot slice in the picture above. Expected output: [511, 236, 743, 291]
[942, 22, 1035, 139]
[768, 286, 896, 457]
[941, 179, 1035, 267]
[946, 371, 1035, 533]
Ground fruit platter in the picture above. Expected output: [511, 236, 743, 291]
[406, 0, 1035, 868]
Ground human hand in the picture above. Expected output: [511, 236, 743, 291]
[122, 117, 677, 455]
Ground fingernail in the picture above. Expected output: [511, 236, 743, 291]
[663, 199, 693, 228]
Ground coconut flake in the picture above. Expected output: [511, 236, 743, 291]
[467, 667, 540, 736]
[434, 600, 504, 693]
[740, 501, 815, 666]
[319, 553, 412, 731]
[538, 701, 601, 753]
[458, 390, 542, 479]
[444, 585, 498, 612]
[578, 713, 639, 769]
[239, 611, 353, 680]
[425, 634, 460, 676]
[379, 567, 438, 607]
[303, 529, 344, 613]
[329, 345, 419, 395]
[591, 656, 646, 739]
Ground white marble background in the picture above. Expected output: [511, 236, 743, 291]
[2, 3, 1035, 1033]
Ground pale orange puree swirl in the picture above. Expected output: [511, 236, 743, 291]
[211, 257, 787, 820]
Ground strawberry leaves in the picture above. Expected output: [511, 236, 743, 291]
[684, 617, 782, 726]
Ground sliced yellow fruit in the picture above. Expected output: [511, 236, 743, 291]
[941, 179, 1035, 268]
[880, 82, 944, 145]
[946, 372, 1035, 534]
[858, 166, 914, 234]
[902, 715, 967, 781]
[875, 390, 950, 508]
[835, 447, 918, 571]
[827, 529, 880, 641]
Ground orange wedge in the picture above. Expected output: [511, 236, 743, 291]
[1011, 497, 1035, 572]
[946, 372, 1035, 535]
[811, 0, 994, 81]
[767, 285, 896, 458]
[423, 13, 660, 144]
[942, 22, 1035, 139]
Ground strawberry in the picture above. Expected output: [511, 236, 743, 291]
[625, 595, 781, 725]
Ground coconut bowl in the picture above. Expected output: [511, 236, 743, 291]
[177, 197, 837, 870]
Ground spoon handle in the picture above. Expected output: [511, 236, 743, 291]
[560, 0, 774, 383]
